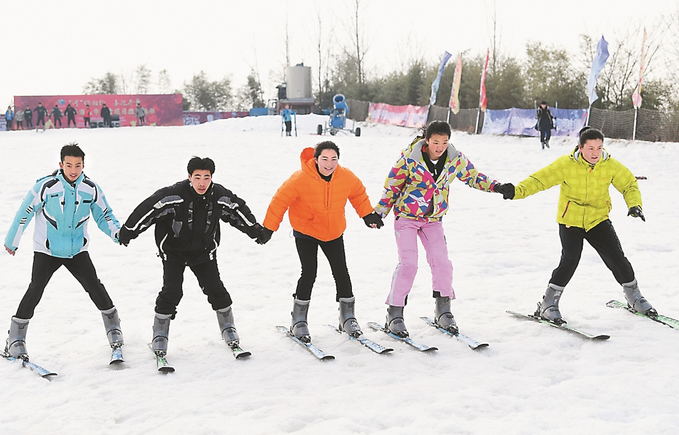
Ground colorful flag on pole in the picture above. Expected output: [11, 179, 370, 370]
[429, 51, 452, 106]
[632, 28, 647, 108]
[479, 49, 489, 111]
[587, 36, 610, 106]
[449, 54, 463, 114]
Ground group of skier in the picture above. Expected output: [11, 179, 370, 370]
[3, 120, 656, 366]
[4, 102, 147, 131]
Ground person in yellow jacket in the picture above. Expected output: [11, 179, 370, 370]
[261, 141, 383, 342]
[494, 127, 656, 324]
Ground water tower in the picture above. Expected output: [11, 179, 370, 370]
[278, 64, 315, 115]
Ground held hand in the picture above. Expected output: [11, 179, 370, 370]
[256, 227, 274, 245]
[627, 206, 646, 222]
[493, 183, 515, 200]
[362, 212, 384, 229]
[118, 228, 132, 246]
[4, 245, 16, 256]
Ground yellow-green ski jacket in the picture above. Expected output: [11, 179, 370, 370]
[513, 147, 642, 231]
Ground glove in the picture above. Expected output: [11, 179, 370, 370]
[118, 227, 133, 246]
[256, 227, 274, 245]
[627, 206, 645, 222]
[362, 212, 384, 229]
[493, 183, 515, 200]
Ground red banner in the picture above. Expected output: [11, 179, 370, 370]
[367, 103, 429, 128]
[13, 94, 183, 128]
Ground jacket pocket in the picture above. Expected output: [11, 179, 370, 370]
[561, 201, 571, 218]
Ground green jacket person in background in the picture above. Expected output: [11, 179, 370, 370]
[494, 127, 656, 324]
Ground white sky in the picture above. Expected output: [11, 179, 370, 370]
[1, 0, 675, 108]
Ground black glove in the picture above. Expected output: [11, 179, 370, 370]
[627, 206, 645, 222]
[256, 227, 274, 245]
[118, 227, 133, 246]
[493, 183, 515, 200]
[362, 212, 384, 229]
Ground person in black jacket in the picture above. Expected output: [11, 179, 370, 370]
[118, 156, 268, 361]
[64, 104, 77, 128]
[101, 103, 111, 127]
[50, 105, 62, 128]
[24, 106, 33, 129]
[536, 101, 555, 149]
[34, 102, 48, 130]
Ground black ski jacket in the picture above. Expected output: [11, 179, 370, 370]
[119, 180, 261, 264]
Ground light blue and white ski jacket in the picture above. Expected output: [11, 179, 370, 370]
[5, 170, 120, 258]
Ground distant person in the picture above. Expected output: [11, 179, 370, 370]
[24, 105, 33, 129]
[494, 127, 656, 324]
[101, 103, 111, 127]
[15, 108, 24, 130]
[3, 143, 125, 362]
[64, 104, 77, 128]
[135, 102, 146, 126]
[34, 102, 47, 130]
[281, 105, 292, 136]
[5, 106, 14, 131]
[83, 104, 91, 128]
[536, 101, 555, 149]
[50, 104, 62, 129]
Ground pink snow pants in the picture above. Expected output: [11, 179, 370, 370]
[386, 218, 455, 306]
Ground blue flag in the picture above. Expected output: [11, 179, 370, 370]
[429, 51, 452, 106]
[587, 36, 609, 106]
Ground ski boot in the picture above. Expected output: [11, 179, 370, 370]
[338, 296, 362, 337]
[536, 283, 566, 324]
[291, 298, 311, 343]
[216, 306, 240, 346]
[4, 317, 29, 359]
[152, 313, 172, 355]
[622, 279, 657, 317]
[101, 307, 124, 349]
[386, 305, 408, 337]
[434, 296, 458, 334]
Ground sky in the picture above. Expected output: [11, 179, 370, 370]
[1, 0, 675, 108]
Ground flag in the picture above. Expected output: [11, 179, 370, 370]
[429, 51, 452, 106]
[587, 36, 610, 106]
[449, 54, 463, 114]
[632, 28, 647, 108]
[479, 49, 489, 111]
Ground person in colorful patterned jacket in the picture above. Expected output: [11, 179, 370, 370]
[4, 143, 125, 361]
[494, 127, 655, 324]
[374, 120, 504, 337]
[261, 141, 383, 343]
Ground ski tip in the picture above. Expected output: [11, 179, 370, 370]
[158, 366, 175, 373]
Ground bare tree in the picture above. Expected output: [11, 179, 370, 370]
[157, 69, 172, 94]
[135, 64, 152, 94]
[345, 0, 369, 86]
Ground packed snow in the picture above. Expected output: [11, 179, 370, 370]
[0, 115, 677, 434]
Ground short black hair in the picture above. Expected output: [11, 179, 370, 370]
[187, 156, 216, 175]
[578, 126, 605, 146]
[60, 143, 85, 162]
[425, 120, 451, 140]
[314, 141, 340, 159]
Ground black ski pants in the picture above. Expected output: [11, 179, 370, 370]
[15, 252, 114, 319]
[156, 255, 232, 317]
[294, 234, 353, 301]
[550, 220, 635, 288]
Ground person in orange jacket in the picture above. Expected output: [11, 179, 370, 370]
[261, 141, 384, 343]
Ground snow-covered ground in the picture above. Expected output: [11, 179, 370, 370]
[0, 115, 677, 434]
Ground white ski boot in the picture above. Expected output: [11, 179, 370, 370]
[338, 297, 362, 337]
[622, 279, 657, 316]
[4, 317, 29, 359]
[536, 283, 566, 324]
[386, 305, 408, 337]
[291, 298, 311, 343]
[216, 306, 240, 346]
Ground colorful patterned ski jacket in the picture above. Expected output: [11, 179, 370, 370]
[513, 146, 642, 231]
[5, 171, 120, 258]
[263, 147, 373, 242]
[375, 138, 498, 221]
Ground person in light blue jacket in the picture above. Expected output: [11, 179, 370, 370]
[4, 106, 14, 131]
[3, 143, 125, 362]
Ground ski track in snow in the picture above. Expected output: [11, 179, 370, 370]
[0, 115, 677, 434]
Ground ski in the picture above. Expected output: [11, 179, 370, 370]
[420, 317, 489, 350]
[276, 326, 335, 361]
[2, 352, 57, 379]
[367, 322, 438, 352]
[606, 300, 679, 330]
[328, 325, 394, 354]
[229, 344, 251, 359]
[109, 344, 124, 365]
[148, 344, 174, 373]
[507, 310, 610, 340]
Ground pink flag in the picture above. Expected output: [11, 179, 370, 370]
[632, 28, 647, 108]
[449, 54, 463, 114]
[479, 49, 489, 111]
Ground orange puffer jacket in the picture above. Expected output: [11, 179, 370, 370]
[263, 147, 373, 242]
